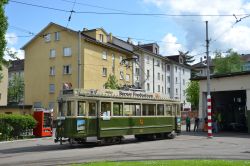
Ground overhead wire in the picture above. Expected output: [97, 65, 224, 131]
[9, 0, 249, 17]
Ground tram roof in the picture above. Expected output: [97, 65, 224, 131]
[60, 89, 180, 102]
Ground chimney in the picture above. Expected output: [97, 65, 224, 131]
[82, 28, 88, 31]
[109, 33, 113, 43]
[127, 37, 131, 44]
[200, 57, 203, 63]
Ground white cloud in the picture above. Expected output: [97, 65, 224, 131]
[161, 33, 184, 55]
[5, 33, 18, 45]
[4, 47, 24, 60]
[143, 0, 250, 55]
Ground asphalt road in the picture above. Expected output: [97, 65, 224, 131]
[0, 131, 250, 166]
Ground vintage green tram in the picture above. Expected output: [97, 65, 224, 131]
[55, 89, 181, 144]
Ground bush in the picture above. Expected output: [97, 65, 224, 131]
[0, 114, 37, 141]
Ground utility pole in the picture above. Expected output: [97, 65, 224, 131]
[206, 21, 212, 138]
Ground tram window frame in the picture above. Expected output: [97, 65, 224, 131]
[101, 102, 111, 116]
[166, 104, 173, 116]
[124, 103, 141, 116]
[78, 101, 86, 116]
[58, 101, 66, 116]
[67, 101, 75, 116]
[142, 104, 156, 116]
[113, 102, 123, 116]
[88, 102, 97, 116]
[157, 104, 164, 116]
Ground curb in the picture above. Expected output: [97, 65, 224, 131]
[0, 137, 53, 144]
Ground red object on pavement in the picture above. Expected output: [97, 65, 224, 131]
[33, 109, 53, 137]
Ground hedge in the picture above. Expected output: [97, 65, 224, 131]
[0, 114, 37, 141]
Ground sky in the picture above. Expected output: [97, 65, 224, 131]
[4, 0, 250, 62]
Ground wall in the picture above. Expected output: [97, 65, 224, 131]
[0, 65, 8, 106]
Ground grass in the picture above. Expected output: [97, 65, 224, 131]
[72, 160, 250, 166]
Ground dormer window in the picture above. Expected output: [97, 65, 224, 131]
[179, 56, 184, 64]
[155, 47, 158, 54]
[44, 33, 51, 42]
[99, 34, 104, 42]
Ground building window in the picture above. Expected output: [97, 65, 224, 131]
[63, 65, 71, 74]
[102, 67, 107, 77]
[119, 56, 123, 64]
[168, 88, 170, 94]
[158, 85, 160, 92]
[147, 56, 150, 64]
[157, 72, 160, 80]
[147, 70, 150, 78]
[120, 71, 124, 80]
[162, 74, 164, 81]
[175, 66, 177, 72]
[183, 90, 185, 95]
[50, 49, 56, 58]
[183, 79, 185, 85]
[162, 86, 164, 93]
[63, 47, 72, 57]
[183, 69, 185, 74]
[167, 65, 170, 71]
[99, 34, 104, 42]
[156, 60, 160, 67]
[126, 74, 130, 81]
[135, 68, 140, 76]
[167, 76, 170, 83]
[49, 84, 55, 93]
[176, 88, 178, 95]
[147, 83, 150, 91]
[55, 32, 60, 41]
[49, 66, 55, 75]
[44, 33, 51, 42]
[155, 47, 158, 54]
[175, 77, 178, 84]
[102, 51, 107, 60]
[162, 63, 164, 70]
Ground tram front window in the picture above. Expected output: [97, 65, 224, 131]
[89, 102, 96, 116]
[67, 101, 75, 116]
[78, 101, 86, 116]
[58, 101, 66, 116]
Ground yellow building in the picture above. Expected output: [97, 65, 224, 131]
[0, 64, 8, 106]
[22, 22, 133, 114]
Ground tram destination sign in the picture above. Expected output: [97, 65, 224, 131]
[77, 89, 166, 99]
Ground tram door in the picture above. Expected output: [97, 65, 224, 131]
[88, 101, 98, 136]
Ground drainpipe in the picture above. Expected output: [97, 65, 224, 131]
[77, 31, 81, 89]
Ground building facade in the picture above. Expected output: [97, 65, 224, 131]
[22, 23, 133, 113]
[0, 64, 8, 106]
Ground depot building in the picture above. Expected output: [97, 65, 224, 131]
[192, 71, 250, 133]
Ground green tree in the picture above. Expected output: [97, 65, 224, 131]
[8, 74, 24, 103]
[185, 81, 199, 110]
[104, 75, 120, 89]
[213, 49, 242, 74]
[0, 0, 9, 69]
[178, 51, 195, 65]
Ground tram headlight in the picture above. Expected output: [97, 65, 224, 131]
[57, 121, 62, 127]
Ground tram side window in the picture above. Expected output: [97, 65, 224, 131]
[142, 104, 156, 116]
[101, 102, 111, 116]
[67, 101, 75, 116]
[78, 101, 86, 116]
[124, 103, 141, 116]
[157, 104, 164, 116]
[166, 105, 172, 116]
[113, 102, 123, 116]
[89, 102, 96, 116]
